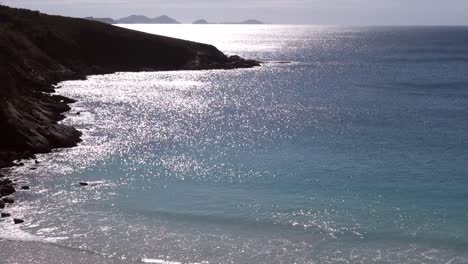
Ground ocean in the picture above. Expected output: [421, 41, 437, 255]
[1, 25, 468, 263]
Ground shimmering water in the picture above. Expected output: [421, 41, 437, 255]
[1, 25, 468, 264]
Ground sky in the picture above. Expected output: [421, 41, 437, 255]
[3, 0, 468, 25]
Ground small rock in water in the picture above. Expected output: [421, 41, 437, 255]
[0, 200, 5, 209]
[35, 160, 40, 164]
[13, 218, 24, 224]
[17, 163, 25, 167]
[1, 213, 11, 218]
[30, 168, 37, 170]
[76, 112, 81, 115]
[3, 197, 14, 204]
[79, 182, 89, 186]
[21, 186, 31, 190]
[0, 185, 15, 196]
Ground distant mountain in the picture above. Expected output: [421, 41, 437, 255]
[85, 15, 262, 25]
[117, 15, 152, 24]
[192, 19, 264, 25]
[193, 19, 209, 24]
[116, 15, 180, 24]
[242, 19, 263, 24]
[85, 17, 116, 24]
[223, 19, 264, 25]
[151, 15, 181, 24]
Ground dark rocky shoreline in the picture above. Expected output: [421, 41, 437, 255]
[0, 5, 259, 223]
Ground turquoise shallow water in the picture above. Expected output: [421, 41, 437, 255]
[1, 25, 468, 263]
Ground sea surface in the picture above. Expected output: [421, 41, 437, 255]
[1, 25, 468, 264]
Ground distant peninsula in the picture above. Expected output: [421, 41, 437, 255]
[86, 15, 181, 24]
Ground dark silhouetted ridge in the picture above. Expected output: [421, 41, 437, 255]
[0, 5, 260, 168]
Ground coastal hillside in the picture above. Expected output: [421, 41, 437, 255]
[0, 5, 259, 168]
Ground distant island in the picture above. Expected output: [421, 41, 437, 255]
[193, 19, 209, 24]
[222, 19, 264, 24]
[192, 19, 264, 25]
[86, 15, 181, 24]
[85, 16, 263, 25]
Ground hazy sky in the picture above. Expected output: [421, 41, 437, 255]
[3, 0, 468, 25]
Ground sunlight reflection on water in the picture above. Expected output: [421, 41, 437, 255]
[1, 25, 468, 264]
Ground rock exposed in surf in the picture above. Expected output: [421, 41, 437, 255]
[0, 200, 5, 209]
[1, 212, 11, 218]
[21, 186, 31, 190]
[13, 218, 24, 224]
[0, 185, 15, 196]
[79, 182, 89, 186]
[2, 197, 14, 204]
[0, 179, 13, 185]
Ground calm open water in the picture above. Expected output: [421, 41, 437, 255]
[1, 25, 468, 264]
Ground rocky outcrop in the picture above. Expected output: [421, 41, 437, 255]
[0, 177, 15, 211]
[0, 172, 31, 222]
